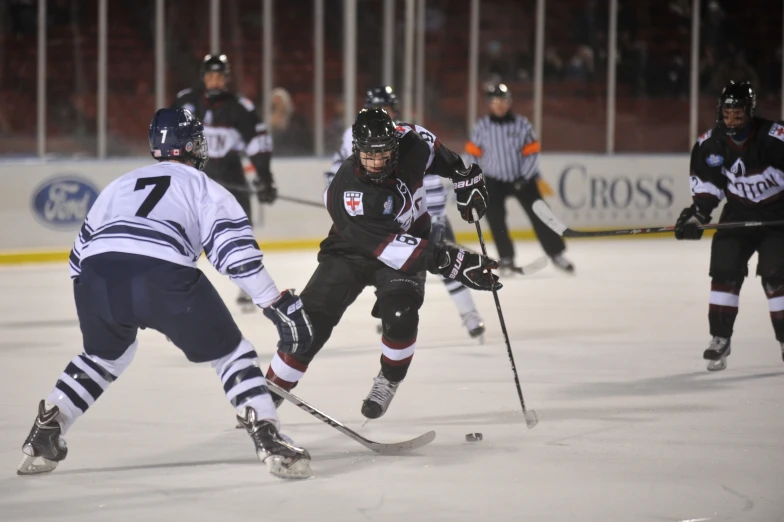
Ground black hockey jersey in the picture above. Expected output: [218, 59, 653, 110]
[171, 88, 273, 184]
[321, 124, 467, 274]
[691, 117, 784, 220]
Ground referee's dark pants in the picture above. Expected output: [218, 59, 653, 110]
[484, 175, 565, 261]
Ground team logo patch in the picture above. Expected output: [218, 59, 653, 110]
[153, 150, 162, 157]
[697, 129, 712, 145]
[705, 154, 723, 167]
[769, 123, 784, 142]
[383, 195, 394, 215]
[185, 142, 194, 152]
[344, 191, 364, 216]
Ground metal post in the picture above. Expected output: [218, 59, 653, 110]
[415, 0, 425, 124]
[466, 0, 479, 134]
[533, 0, 545, 142]
[37, 0, 46, 159]
[383, 0, 395, 86]
[402, 0, 415, 122]
[343, 0, 357, 128]
[155, 0, 165, 109]
[689, 0, 700, 146]
[606, 0, 617, 154]
[262, 0, 273, 124]
[98, 0, 107, 158]
[314, 0, 324, 155]
[210, 0, 220, 54]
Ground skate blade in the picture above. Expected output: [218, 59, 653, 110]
[239, 303, 257, 314]
[17, 453, 58, 475]
[707, 358, 727, 371]
[264, 455, 312, 479]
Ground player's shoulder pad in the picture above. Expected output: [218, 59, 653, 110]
[763, 120, 784, 144]
[237, 96, 256, 112]
[695, 128, 717, 147]
[176, 88, 194, 99]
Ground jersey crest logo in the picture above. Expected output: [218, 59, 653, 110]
[705, 154, 723, 167]
[769, 123, 784, 142]
[729, 157, 746, 176]
[383, 195, 394, 215]
[344, 191, 364, 216]
[697, 129, 712, 145]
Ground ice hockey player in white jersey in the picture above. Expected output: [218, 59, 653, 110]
[17, 108, 314, 479]
[326, 86, 486, 341]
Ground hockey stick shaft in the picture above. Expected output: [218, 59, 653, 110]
[266, 382, 436, 454]
[472, 212, 538, 428]
[532, 199, 784, 238]
[215, 181, 324, 209]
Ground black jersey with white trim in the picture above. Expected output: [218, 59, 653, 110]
[690, 117, 784, 219]
[171, 88, 273, 184]
[320, 130, 464, 274]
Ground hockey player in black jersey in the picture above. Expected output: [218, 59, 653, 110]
[265, 108, 500, 419]
[172, 53, 276, 311]
[327, 86, 486, 341]
[675, 81, 784, 371]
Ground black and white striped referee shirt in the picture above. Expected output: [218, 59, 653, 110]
[464, 113, 540, 183]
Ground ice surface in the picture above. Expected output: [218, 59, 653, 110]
[0, 239, 782, 522]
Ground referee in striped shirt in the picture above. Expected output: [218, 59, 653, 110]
[465, 83, 574, 274]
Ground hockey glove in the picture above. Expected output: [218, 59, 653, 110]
[253, 177, 278, 204]
[454, 164, 488, 223]
[263, 290, 314, 353]
[674, 204, 711, 240]
[436, 244, 502, 291]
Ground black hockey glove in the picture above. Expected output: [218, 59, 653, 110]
[454, 164, 488, 223]
[435, 243, 502, 291]
[674, 204, 711, 240]
[253, 177, 278, 204]
[263, 290, 313, 353]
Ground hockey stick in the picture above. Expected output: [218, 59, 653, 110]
[216, 181, 324, 209]
[532, 199, 784, 239]
[266, 382, 436, 455]
[472, 211, 539, 429]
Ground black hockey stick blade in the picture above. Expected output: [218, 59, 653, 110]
[266, 382, 436, 455]
[532, 199, 784, 239]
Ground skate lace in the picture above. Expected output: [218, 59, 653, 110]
[709, 337, 728, 351]
[368, 375, 398, 406]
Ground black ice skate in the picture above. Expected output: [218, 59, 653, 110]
[499, 258, 518, 277]
[18, 400, 68, 475]
[703, 336, 731, 371]
[235, 391, 284, 429]
[236, 407, 311, 479]
[462, 311, 485, 344]
[361, 371, 401, 419]
[236, 290, 256, 314]
[551, 253, 575, 274]
[780, 342, 784, 363]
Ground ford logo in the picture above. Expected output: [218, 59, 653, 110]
[31, 175, 99, 228]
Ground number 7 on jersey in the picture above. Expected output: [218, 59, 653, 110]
[134, 176, 171, 217]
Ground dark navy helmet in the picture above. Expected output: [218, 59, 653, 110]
[352, 108, 399, 182]
[716, 80, 756, 137]
[201, 53, 230, 76]
[486, 82, 511, 100]
[364, 86, 399, 115]
[149, 108, 209, 171]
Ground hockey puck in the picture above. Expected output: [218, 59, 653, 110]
[465, 432, 483, 442]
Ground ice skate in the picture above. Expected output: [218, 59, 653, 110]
[361, 371, 401, 420]
[236, 407, 311, 479]
[780, 342, 784, 363]
[551, 253, 575, 274]
[498, 257, 517, 277]
[703, 336, 731, 371]
[462, 310, 485, 344]
[236, 390, 284, 429]
[18, 400, 68, 475]
[236, 290, 256, 313]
